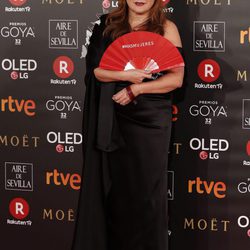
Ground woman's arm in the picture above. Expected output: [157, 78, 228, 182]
[94, 67, 152, 84]
[113, 20, 185, 105]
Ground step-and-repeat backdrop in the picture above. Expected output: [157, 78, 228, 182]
[0, 0, 249, 250]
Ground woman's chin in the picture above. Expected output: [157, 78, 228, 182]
[130, 7, 151, 15]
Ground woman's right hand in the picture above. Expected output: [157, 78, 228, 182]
[122, 69, 152, 84]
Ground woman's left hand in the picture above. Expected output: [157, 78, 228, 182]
[112, 84, 142, 106]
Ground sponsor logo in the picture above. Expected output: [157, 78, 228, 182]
[242, 99, 250, 129]
[46, 131, 82, 153]
[9, 0, 27, 6]
[237, 70, 248, 82]
[186, 0, 231, 5]
[193, 21, 225, 52]
[46, 169, 81, 190]
[189, 100, 227, 125]
[169, 142, 182, 155]
[5, 162, 33, 191]
[189, 138, 229, 160]
[0, 134, 40, 148]
[45, 96, 81, 119]
[237, 216, 250, 237]
[7, 197, 32, 226]
[0, 96, 36, 116]
[240, 27, 250, 45]
[195, 59, 223, 90]
[0, 22, 35, 45]
[49, 20, 78, 49]
[184, 217, 230, 232]
[242, 141, 250, 166]
[238, 178, 250, 194]
[188, 177, 226, 198]
[6, 0, 31, 12]
[1, 58, 38, 80]
[42, 208, 75, 221]
[51, 56, 77, 85]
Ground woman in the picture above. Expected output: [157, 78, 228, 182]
[71, 1, 185, 250]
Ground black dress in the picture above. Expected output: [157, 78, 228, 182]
[71, 14, 181, 250]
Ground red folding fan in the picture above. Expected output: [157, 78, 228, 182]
[99, 31, 184, 74]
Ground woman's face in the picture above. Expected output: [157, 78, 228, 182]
[126, 0, 156, 15]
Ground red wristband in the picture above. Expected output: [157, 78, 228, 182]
[126, 85, 135, 101]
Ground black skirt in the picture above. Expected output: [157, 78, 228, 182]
[105, 82, 173, 250]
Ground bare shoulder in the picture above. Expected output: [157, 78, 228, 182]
[163, 19, 182, 47]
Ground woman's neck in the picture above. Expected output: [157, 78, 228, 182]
[128, 11, 149, 30]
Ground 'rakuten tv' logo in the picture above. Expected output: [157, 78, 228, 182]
[7, 197, 32, 226]
[9, 197, 29, 219]
[0, 96, 36, 116]
[188, 177, 226, 199]
[242, 141, 250, 167]
[189, 138, 229, 160]
[195, 59, 223, 90]
[9, 0, 27, 6]
[198, 59, 220, 82]
[53, 56, 74, 79]
[51, 56, 77, 85]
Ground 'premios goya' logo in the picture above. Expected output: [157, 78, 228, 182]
[189, 100, 227, 125]
[0, 22, 35, 45]
[45, 96, 81, 119]
[49, 20, 78, 49]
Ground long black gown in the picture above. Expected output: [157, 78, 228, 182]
[71, 13, 182, 250]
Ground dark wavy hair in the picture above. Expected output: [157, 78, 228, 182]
[103, 0, 166, 40]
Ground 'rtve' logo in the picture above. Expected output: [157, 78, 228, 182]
[53, 56, 74, 79]
[9, 0, 27, 6]
[198, 59, 221, 82]
[188, 177, 226, 199]
[0, 96, 36, 116]
[9, 197, 29, 219]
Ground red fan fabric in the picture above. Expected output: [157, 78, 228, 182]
[99, 31, 185, 73]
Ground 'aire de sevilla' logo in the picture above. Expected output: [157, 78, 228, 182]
[7, 197, 32, 226]
[195, 59, 223, 90]
[190, 138, 229, 160]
